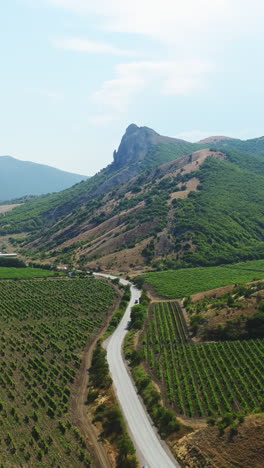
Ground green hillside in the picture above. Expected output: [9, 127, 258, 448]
[167, 155, 264, 267]
[0, 125, 264, 272]
[142, 141, 200, 169]
[0, 171, 108, 234]
[212, 135, 264, 155]
[0, 128, 197, 236]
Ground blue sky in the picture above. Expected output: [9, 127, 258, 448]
[1, 0, 264, 175]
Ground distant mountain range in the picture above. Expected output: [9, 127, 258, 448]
[0, 155, 88, 201]
[0, 125, 264, 271]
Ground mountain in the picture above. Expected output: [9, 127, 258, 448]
[0, 125, 264, 272]
[0, 155, 88, 201]
[112, 123, 200, 171]
[0, 125, 201, 233]
[208, 135, 264, 155]
[197, 136, 235, 144]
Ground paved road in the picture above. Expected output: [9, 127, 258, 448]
[94, 273, 180, 468]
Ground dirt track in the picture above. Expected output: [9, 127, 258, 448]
[71, 291, 120, 468]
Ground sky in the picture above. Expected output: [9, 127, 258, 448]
[1, 0, 264, 176]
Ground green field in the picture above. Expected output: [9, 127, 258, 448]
[142, 259, 264, 298]
[0, 267, 59, 279]
[142, 302, 264, 417]
[0, 277, 116, 467]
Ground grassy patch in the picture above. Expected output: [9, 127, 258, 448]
[142, 259, 264, 298]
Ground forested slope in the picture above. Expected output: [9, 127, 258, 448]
[169, 156, 264, 267]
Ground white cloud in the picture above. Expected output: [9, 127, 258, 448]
[46, 0, 264, 126]
[53, 38, 136, 56]
[91, 60, 211, 111]
[48, 1, 264, 49]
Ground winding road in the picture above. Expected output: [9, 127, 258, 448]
[94, 273, 180, 468]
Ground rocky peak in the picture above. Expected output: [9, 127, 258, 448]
[125, 123, 140, 134]
[112, 124, 161, 171]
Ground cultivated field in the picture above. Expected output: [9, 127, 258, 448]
[0, 277, 116, 466]
[142, 302, 264, 418]
[0, 267, 59, 279]
[143, 259, 264, 298]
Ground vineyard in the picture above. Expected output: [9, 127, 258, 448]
[0, 277, 116, 467]
[0, 266, 60, 279]
[142, 302, 264, 418]
[142, 259, 264, 298]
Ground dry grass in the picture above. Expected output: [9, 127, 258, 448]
[169, 177, 200, 201]
[0, 204, 22, 214]
[87, 237, 152, 273]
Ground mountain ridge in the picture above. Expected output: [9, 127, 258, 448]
[0, 155, 88, 202]
[0, 124, 264, 272]
[196, 135, 236, 144]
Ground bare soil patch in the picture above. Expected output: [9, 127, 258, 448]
[197, 136, 234, 144]
[182, 149, 225, 175]
[191, 284, 237, 302]
[0, 203, 22, 214]
[170, 177, 200, 201]
[173, 414, 264, 468]
[187, 280, 264, 341]
[87, 237, 152, 273]
[56, 203, 145, 252]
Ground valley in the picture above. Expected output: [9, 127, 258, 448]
[0, 124, 263, 467]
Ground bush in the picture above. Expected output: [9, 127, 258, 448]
[89, 343, 112, 389]
[0, 257, 26, 268]
[130, 304, 147, 330]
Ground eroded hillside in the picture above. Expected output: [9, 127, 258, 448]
[23, 149, 227, 270]
[0, 124, 264, 272]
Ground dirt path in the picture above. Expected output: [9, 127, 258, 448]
[71, 292, 120, 468]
